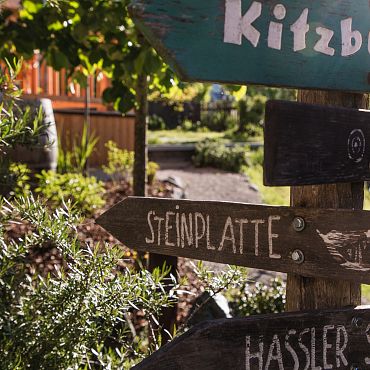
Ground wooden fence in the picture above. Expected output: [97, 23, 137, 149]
[16, 54, 136, 167]
[54, 110, 135, 167]
[20, 53, 110, 110]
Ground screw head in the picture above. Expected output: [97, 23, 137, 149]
[293, 217, 306, 232]
[291, 249, 305, 264]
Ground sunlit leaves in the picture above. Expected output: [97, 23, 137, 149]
[0, 0, 176, 113]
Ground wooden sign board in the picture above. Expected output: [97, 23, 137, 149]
[130, 0, 370, 92]
[264, 100, 370, 186]
[96, 197, 370, 283]
[133, 306, 370, 370]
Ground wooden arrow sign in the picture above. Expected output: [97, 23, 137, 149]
[130, 0, 370, 92]
[133, 306, 370, 370]
[264, 100, 370, 186]
[96, 197, 370, 283]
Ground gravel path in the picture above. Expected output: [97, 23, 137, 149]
[157, 164, 261, 204]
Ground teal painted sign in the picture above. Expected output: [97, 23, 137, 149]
[130, 0, 370, 92]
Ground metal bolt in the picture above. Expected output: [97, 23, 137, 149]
[293, 217, 306, 232]
[291, 249, 305, 264]
[352, 317, 364, 329]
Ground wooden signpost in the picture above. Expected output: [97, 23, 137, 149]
[95, 0, 370, 368]
[96, 197, 370, 284]
[133, 306, 370, 369]
[129, 0, 370, 92]
[264, 100, 370, 186]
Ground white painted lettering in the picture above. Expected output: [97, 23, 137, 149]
[314, 27, 335, 56]
[181, 213, 193, 248]
[341, 18, 362, 56]
[285, 330, 299, 370]
[154, 216, 165, 246]
[265, 334, 284, 370]
[195, 213, 206, 249]
[224, 0, 262, 47]
[145, 211, 155, 244]
[299, 328, 310, 370]
[336, 325, 348, 367]
[246, 336, 263, 370]
[175, 207, 180, 247]
[235, 218, 248, 254]
[268, 215, 281, 259]
[251, 219, 265, 256]
[219, 216, 236, 253]
[310, 328, 322, 370]
[165, 211, 175, 247]
[323, 325, 334, 369]
[206, 215, 216, 250]
[290, 8, 309, 52]
[268, 4, 286, 50]
[365, 323, 370, 364]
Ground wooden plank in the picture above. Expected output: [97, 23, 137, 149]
[130, 0, 370, 92]
[264, 100, 370, 186]
[96, 197, 370, 283]
[133, 306, 370, 370]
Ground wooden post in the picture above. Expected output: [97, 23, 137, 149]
[133, 54, 177, 342]
[286, 90, 368, 311]
[133, 70, 148, 198]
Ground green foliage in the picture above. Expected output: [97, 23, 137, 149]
[0, 0, 175, 113]
[148, 114, 166, 131]
[180, 119, 206, 133]
[0, 58, 44, 149]
[193, 139, 249, 173]
[0, 160, 31, 198]
[8, 162, 31, 197]
[244, 148, 290, 206]
[103, 140, 134, 183]
[0, 196, 178, 369]
[36, 171, 105, 216]
[57, 123, 98, 174]
[147, 161, 159, 185]
[228, 278, 286, 316]
[192, 262, 248, 296]
[201, 108, 238, 132]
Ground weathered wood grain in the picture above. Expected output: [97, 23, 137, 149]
[133, 306, 370, 370]
[264, 100, 370, 186]
[130, 0, 370, 92]
[286, 90, 368, 312]
[96, 197, 370, 283]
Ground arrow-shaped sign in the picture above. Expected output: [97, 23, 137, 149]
[97, 197, 370, 283]
[264, 100, 370, 186]
[130, 0, 370, 92]
[133, 306, 370, 370]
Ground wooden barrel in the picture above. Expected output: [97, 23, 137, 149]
[8, 98, 58, 171]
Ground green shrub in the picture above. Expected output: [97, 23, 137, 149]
[103, 141, 135, 183]
[0, 196, 178, 369]
[201, 110, 237, 132]
[147, 161, 159, 185]
[249, 147, 264, 166]
[228, 278, 286, 316]
[36, 170, 105, 216]
[0, 160, 31, 198]
[148, 114, 166, 131]
[193, 139, 249, 173]
[57, 122, 98, 174]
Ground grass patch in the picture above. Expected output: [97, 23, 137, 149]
[245, 148, 289, 206]
[148, 129, 225, 145]
[245, 164, 290, 206]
